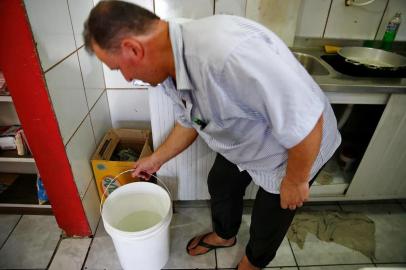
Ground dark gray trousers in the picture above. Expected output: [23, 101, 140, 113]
[208, 154, 317, 268]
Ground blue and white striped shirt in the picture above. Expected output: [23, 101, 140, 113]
[162, 15, 341, 194]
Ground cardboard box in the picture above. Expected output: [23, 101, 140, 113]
[91, 129, 153, 199]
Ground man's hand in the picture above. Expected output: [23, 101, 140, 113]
[131, 122, 198, 180]
[280, 178, 309, 210]
[280, 115, 323, 210]
[131, 154, 162, 180]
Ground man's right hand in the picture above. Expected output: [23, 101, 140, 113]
[131, 122, 198, 180]
[131, 154, 162, 180]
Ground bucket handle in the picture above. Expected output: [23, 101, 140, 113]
[99, 169, 172, 215]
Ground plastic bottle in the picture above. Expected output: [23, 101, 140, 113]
[382, 12, 401, 51]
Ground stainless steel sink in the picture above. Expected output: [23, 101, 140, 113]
[293, 52, 330, 76]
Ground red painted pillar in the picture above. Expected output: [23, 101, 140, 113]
[0, 0, 91, 236]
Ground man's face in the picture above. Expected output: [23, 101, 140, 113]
[92, 41, 166, 86]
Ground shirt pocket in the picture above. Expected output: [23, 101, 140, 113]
[197, 120, 246, 153]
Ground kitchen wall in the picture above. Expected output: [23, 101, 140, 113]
[24, 0, 112, 233]
[104, 0, 405, 129]
[21, 0, 405, 206]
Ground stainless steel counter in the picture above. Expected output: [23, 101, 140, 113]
[292, 49, 406, 94]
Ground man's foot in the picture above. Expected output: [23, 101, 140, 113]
[186, 232, 236, 256]
[236, 255, 261, 270]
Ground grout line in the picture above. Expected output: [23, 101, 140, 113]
[287, 238, 300, 269]
[0, 214, 23, 250]
[43, 49, 79, 74]
[63, 88, 106, 147]
[374, 0, 389, 40]
[46, 234, 63, 269]
[80, 217, 102, 270]
[322, 0, 333, 38]
[295, 263, 379, 268]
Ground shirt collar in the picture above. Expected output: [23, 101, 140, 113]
[168, 21, 193, 91]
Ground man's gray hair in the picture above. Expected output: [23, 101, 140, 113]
[83, 0, 160, 53]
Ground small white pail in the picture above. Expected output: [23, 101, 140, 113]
[101, 180, 172, 270]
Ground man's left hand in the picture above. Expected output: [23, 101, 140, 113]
[280, 178, 309, 210]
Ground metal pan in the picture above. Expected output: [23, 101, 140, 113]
[337, 47, 406, 71]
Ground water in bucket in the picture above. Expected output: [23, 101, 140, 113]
[116, 210, 162, 232]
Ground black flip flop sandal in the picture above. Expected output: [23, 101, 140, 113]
[186, 232, 237, 256]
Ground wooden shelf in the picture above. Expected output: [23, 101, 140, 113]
[0, 149, 34, 163]
[0, 95, 12, 102]
[0, 204, 52, 214]
[0, 173, 52, 214]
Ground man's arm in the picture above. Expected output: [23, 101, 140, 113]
[131, 122, 198, 179]
[280, 115, 323, 210]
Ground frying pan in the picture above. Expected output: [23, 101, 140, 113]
[337, 47, 406, 71]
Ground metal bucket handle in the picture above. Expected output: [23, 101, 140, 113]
[99, 169, 172, 215]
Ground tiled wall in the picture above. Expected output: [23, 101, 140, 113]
[24, 0, 112, 233]
[104, 0, 405, 129]
[296, 0, 406, 40]
[22, 0, 406, 209]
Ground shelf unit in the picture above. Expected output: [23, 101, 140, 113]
[0, 95, 12, 102]
[0, 92, 48, 213]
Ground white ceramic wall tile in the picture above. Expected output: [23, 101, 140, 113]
[82, 179, 101, 235]
[296, 0, 331, 37]
[78, 47, 105, 109]
[66, 116, 96, 198]
[103, 64, 136, 89]
[92, 0, 153, 11]
[376, 0, 406, 41]
[107, 89, 151, 129]
[90, 92, 113, 145]
[67, 0, 94, 48]
[45, 53, 89, 145]
[324, 0, 387, 39]
[126, 0, 154, 12]
[0, 215, 61, 269]
[48, 238, 92, 270]
[215, 0, 247, 16]
[246, 0, 302, 46]
[155, 0, 214, 19]
[24, 0, 76, 71]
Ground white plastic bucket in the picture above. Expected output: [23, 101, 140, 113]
[101, 181, 172, 270]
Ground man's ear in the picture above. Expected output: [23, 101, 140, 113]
[121, 37, 144, 62]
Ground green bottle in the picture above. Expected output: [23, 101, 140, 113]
[382, 12, 401, 51]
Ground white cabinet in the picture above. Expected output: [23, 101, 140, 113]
[310, 93, 406, 201]
[346, 94, 406, 199]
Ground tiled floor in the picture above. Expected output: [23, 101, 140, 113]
[1, 201, 406, 270]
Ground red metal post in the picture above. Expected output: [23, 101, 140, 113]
[0, 0, 91, 236]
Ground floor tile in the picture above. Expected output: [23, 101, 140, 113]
[264, 267, 299, 270]
[217, 208, 296, 268]
[376, 263, 406, 268]
[163, 207, 216, 269]
[85, 207, 215, 270]
[219, 267, 298, 270]
[0, 214, 20, 247]
[0, 215, 61, 269]
[299, 265, 375, 270]
[340, 203, 406, 263]
[49, 237, 92, 270]
[290, 205, 373, 266]
[83, 220, 122, 270]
